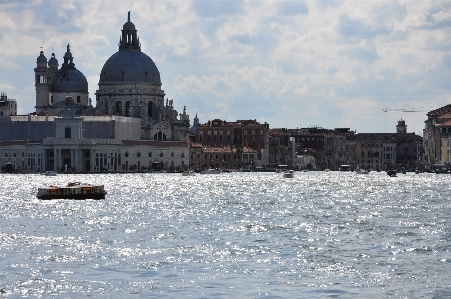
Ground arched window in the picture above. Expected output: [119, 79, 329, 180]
[154, 132, 167, 140]
[116, 101, 122, 115]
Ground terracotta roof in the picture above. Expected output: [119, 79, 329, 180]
[428, 104, 451, 117]
[437, 119, 451, 127]
[242, 146, 259, 153]
[202, 146, 233, 153]
[198, 119, 267, 128]
[201, 145, 259, 154]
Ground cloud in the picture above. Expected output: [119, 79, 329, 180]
[338, 14, 390, 40]
[191, 0, 244, 18]
[0, 0, 450, 136]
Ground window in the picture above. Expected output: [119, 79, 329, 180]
[149, 152, 152, 157]
[148, 102, 153, 117]
[77, 96, 80, 103]
[126, 101, 131, 117]
[116, 101, 122, 114]
[65, 127, 71, 138]
[154, 132, 166, 140]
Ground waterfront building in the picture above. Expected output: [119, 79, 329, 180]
[269, 127, 326, 169]
[189, 143, 259, 171]
[0, 93, 17, 117]
[191, 118, 269, 170]
[423, 105, 451, 167]
[355, 134, 396, 170]
[0, 12, 190, 173]
[34, 46, 89, 116]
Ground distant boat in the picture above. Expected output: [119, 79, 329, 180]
[339, 165, 352, 171]
[355, 169, 369, 174]
[45, 171, 57, 176]
[283, 170, 294, 178]
[200, 168, 222, 174]
[37, 182, 106, 200]
[182, 170, 195, 176]
[387, 170, 397, 177]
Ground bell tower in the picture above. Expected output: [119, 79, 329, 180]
[35, 50, 50, 113]
[396, 119, 407, 134]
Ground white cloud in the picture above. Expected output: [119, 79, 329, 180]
[0, 0, 449, 136]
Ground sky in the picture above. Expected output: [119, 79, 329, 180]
[0, 0, 450, 135]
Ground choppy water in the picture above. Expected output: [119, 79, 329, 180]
[0, 171, 450, 298]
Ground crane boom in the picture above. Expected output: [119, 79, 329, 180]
[382, 108, 429, 113]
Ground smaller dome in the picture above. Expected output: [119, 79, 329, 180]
[64, 51, 73, 59]
[37, 51, 47, 63]
[51, 68, 88, 93]
[123, 21, 136, 31]
[48, 53, 58, 66]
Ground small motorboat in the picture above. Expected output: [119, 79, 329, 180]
[44, 171, 57, 176]
[387, 170, 397, 177]
[182, 170, 195, 176]
[355, 169, 369, 174]
[200, 168, 222, 174]
[37, 182, 107, 200]
[283, 170, 294, 178]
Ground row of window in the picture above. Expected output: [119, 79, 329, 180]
[191, 153, 255, 161]
[50, 95, 81, 104]
[96, 151, 185, 158]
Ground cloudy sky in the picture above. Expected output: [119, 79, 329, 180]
[1, 0, 450, 134]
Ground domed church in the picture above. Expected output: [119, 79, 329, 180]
[95, 12, 190, 142]
[0, 12, 191, 173]
[34, 45, 89, 116]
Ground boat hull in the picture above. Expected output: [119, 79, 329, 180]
[36, 182, 107, 200]
[37, 193, 106, 200]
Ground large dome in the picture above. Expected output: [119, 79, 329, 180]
[99, 51, 161, 84]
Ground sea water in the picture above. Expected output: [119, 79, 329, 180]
[0, 171, 450, 298]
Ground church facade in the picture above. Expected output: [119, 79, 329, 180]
[0, 13, 190, 173]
